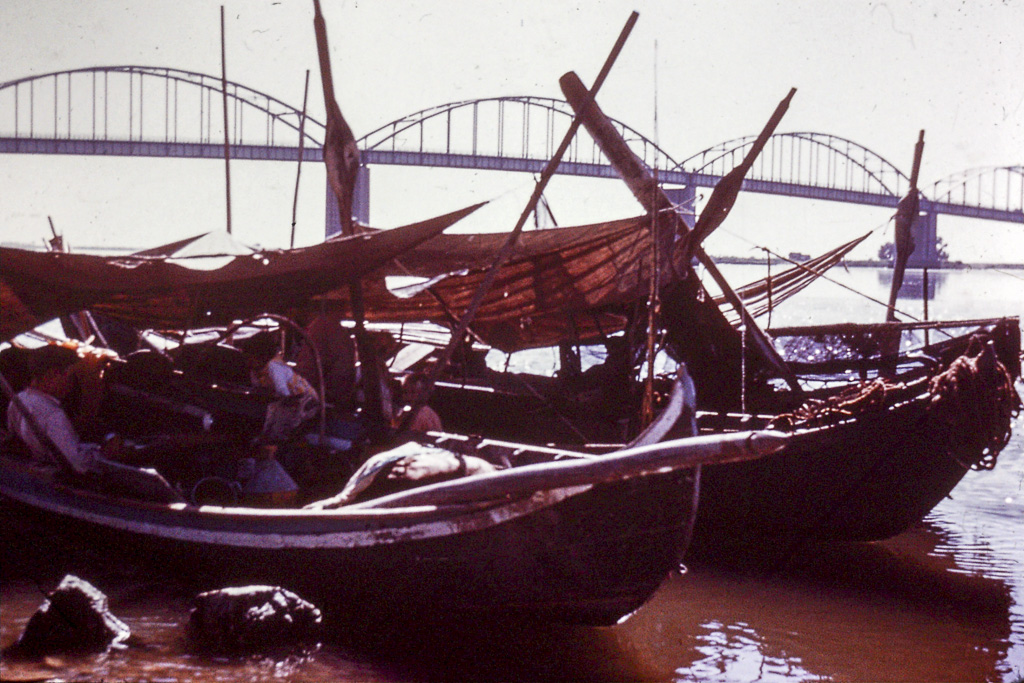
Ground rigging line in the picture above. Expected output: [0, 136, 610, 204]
[642, 38, 661, 427]
[713, 224, 956, 336]
[991, 267, 1024, 283]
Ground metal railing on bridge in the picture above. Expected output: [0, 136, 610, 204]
[2, 65, 1021, 225]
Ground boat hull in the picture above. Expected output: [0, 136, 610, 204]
[685, 397, 979, 562]
[0, 456, 696, 626]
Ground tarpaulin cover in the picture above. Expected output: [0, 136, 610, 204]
[317, 215, 657, 351]
[0, 204, 480, 340]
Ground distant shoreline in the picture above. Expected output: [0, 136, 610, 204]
[712, 256, 1024, 270]
[1, 239, 1021, 270]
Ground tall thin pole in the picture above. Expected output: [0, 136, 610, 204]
[401, 12, 640, 427]
[641, 39, 660, 428]
[220, 6, 233, 234]
[922, 267, 930, 346]
[290, 69, 311, 248]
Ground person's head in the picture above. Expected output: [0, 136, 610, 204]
[28, 345, 80, 399]
[605, 336, 629, 363]
[238, 331, 279, 370]
[401, 372, 431, 403]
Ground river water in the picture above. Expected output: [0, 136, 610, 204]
[2, 265, 1022, 682]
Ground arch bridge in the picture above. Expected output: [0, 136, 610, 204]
[2, 66, 1021, 265]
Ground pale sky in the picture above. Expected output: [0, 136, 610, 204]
[1, 0, 1022, 262]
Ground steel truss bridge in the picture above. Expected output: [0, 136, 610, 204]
[2, 66, 1022, 265]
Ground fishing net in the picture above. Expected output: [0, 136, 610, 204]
[772, 326, 905, 365]
[926, 336, 1020, 470]
[769, 334, 1021, 471]
[767, 376, 907, 431]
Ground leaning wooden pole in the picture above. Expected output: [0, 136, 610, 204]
[560, 73, 801, 393]
[220, 6, 233, 235]
[886, 129, 925, 322]
[290, 69, 311, 249]
[400, 12, 640, 426]
[682, 88, 796, 256]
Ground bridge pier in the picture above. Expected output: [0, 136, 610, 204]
[325, 165, 370, 237]
[907, 205, 940, 268]
[662, 186, 697, 229]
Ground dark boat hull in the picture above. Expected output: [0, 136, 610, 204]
[0, 456, 696, 626]
[685, 397, 979, 562]
[425, 319, 1020, 560]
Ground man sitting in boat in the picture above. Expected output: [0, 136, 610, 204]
[394, 371, 443, 434]
[5, 345, 106, 475]
[238, 331, 321, 444]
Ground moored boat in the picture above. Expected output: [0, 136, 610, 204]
[0, 343, 782, 625]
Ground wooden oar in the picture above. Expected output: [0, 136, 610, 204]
[351, 430, 788, 509]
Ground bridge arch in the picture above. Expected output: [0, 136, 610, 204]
[0, 66, 325, 148]
[675, 132, 911, 200]
[357, 95, 682, 177]
[928, 165, 1024, 217]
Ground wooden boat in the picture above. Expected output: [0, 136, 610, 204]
[0, 340, 782, 626]
[291, 73, 1022, 560]
[687, 318, 1022, 560]
[383, 315, 1020, 558]
[0, 225, 798, 625]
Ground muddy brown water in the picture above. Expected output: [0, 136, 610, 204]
[2, 267, 1022, 682]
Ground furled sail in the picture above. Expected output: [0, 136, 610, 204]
[715, 232, 871, 326]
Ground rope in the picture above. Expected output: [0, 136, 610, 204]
[769, 334, 1020, 471]
[926, 337, 1019, 470]
[768, 376, 906, 430]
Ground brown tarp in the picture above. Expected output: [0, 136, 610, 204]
[324, 218, 865, 351]
[0, 204, 480, 340]
[316, 215, 656, 351]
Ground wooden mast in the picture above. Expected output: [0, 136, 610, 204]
[559, 73, 802, 394]
[310, 0, 384, 423]
[220, 6, 233, 235]
[886, 130, 925, 322]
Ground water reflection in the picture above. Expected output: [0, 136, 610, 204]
[615, 524, 1014, 683]
[877, 268, 946, 301]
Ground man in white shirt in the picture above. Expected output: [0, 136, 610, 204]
[239, 331, 320, 443]
[6, 345, 100, 475]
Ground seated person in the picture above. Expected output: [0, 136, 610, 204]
[238, 331, 320, 443]
[394, 371, 443, 434]
[5, 344, 202, 474]
[5, 345, 101, 475]
[293, 311, 357, 409]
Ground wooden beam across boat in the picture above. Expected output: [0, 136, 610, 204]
[352, 430, 788, 509]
